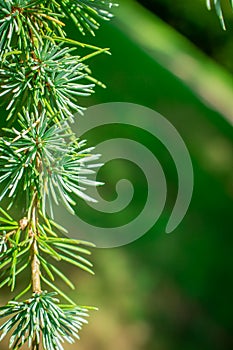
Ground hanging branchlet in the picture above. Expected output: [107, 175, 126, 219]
[206, 0, 233, 30]
[0, 0, 117, 349]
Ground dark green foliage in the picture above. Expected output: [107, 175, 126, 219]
[0, 208, 29, 292]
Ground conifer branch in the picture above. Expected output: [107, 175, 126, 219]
[0, 1, 117, 349]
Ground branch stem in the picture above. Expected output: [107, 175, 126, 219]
[30, 195, 41, 294]
[30, 195, 41, 350]
[31, 237, 41, 293]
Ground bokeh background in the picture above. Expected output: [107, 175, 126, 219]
[1, 0, 233, 349]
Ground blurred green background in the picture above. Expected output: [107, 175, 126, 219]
[1, 0, 233, 349]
